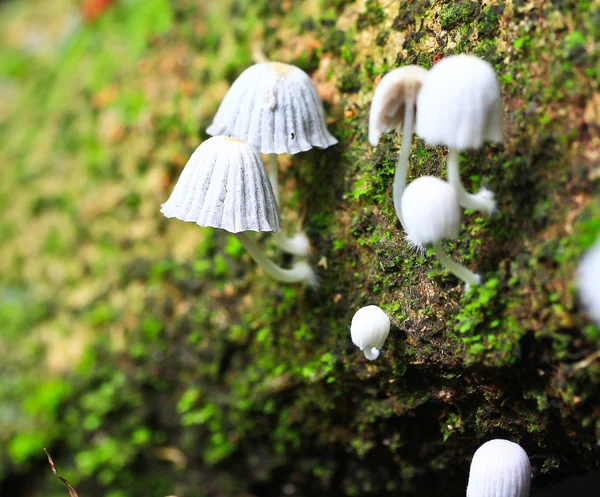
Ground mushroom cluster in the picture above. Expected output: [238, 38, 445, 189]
[161, 61, 337, 285]
[369, 54, 504, 288]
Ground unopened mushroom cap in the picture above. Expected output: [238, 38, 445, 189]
[160, 136, 280, 233]
[350, 305, 390, 357]
[368, 65, 428, 146]
[466, 439, 531, 497]
[207, 62, 338, 154]
[401, 176, 461, 248]
[415, 54, 503, 150]
[576, 237, 600, 327]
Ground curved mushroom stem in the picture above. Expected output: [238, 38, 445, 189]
[273, 231, 311, 257]
[392, 95, 415, 230]
[363, 347, 381, 361]
[234, 232, 318, 287]
[446, 148, 496, 217]
[268, 154, 312, 257]
[432, 241, 481, 289]
[268, 154, 280, 205]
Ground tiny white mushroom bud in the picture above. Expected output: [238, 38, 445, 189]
[576, 237, 600, 327]
[402, 176, 480, 288]
[415, 54, 503, 217]
[350, 305, 391, 361]
[466, 439, 531, 497]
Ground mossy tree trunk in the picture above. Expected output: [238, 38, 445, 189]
[0, 1, 598, 496]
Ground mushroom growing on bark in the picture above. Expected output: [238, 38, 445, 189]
[161, 136, 317, 286]
[415, 54, 503, 217]
[350, 305, 391, 360]
[207, 62, 337, 256]
[466, 439, 531, 497]
[576, 236, 600, 327]
[401, 175, 481, 289]
[369, 65, 428, 228]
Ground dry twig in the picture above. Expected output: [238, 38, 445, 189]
[44, 448, 79, 497]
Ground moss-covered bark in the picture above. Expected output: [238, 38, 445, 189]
[0, 0, 598, 496]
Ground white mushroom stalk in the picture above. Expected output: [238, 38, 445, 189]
[576, 236, 600, 327]
[350, 305, 391, 360]
[160, 136, 317, 286]
[268, 154, 311, 257]
[466, 439, 531, 497]
[207, 62, 337, 257]
[369, 65, 428, 229]
[402, 176, 481, 288]
[235, 232, 317, 287]
[416, 54, 503, 217]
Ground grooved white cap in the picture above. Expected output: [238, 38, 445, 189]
[350, 305, 390, 360]
[368, 65, 428, 146]
[160, 136, 280, 233]
[401, 176, 461, 249]
[576, 237, 600, 327]
[415, 54, 503, 150]
[466, 439, 531, 497]
[207, 62, 338, 155]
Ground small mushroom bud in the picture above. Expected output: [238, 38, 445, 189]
[466, 439, 531, 497]
[402, 175, 480, 289]
[350, 305, 391, 360]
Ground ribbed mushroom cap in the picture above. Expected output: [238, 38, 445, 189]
[415, 54, 503, 150]
[368, 65, 428, 146]
[401, 176, 461, 249]
[350, 305, 390, 353]
[206, 62, 338, 154]
[576, 237, 600, 326]
[161, 136, 280, 233]
[466, 439, 531, 497]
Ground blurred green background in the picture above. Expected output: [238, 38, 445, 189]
[1, 1, 599, 496]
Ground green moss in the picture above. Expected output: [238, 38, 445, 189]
[439, 1, 480, 31]
[356, 0, 386, 29]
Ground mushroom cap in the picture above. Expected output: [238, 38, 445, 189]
[466, 439, 531, 497]
[350, 305, 391, 354]
[401, 176, 461, 248]
[576, 237, 600, 327]
[368, 64, 428, 146]
[206, 62, 338, 154]
[160, 136, 280, 233]
[415, 54, 503, 150]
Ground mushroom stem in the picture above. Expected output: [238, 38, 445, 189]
[273, 231, 311, 257]
[234, 232, 318, 286]
[432, 241, 481, 287]
[363, 348, 380, 361]
[392, 95, 415, 230]
[268, 154, 312, 257]
[446, 148, 496, 216]
[268, 154, 280, 205]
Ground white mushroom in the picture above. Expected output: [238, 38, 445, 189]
[207, 62, 337, 257]
[368, 65, 428, 229]
[466, 439, 531, 497]
[576, 236, 600, 327]
[402, 176, 481, 288]
[161, 136, 317, 286]
[415, 55, 503, 217]
[350, 305, 391, 360]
